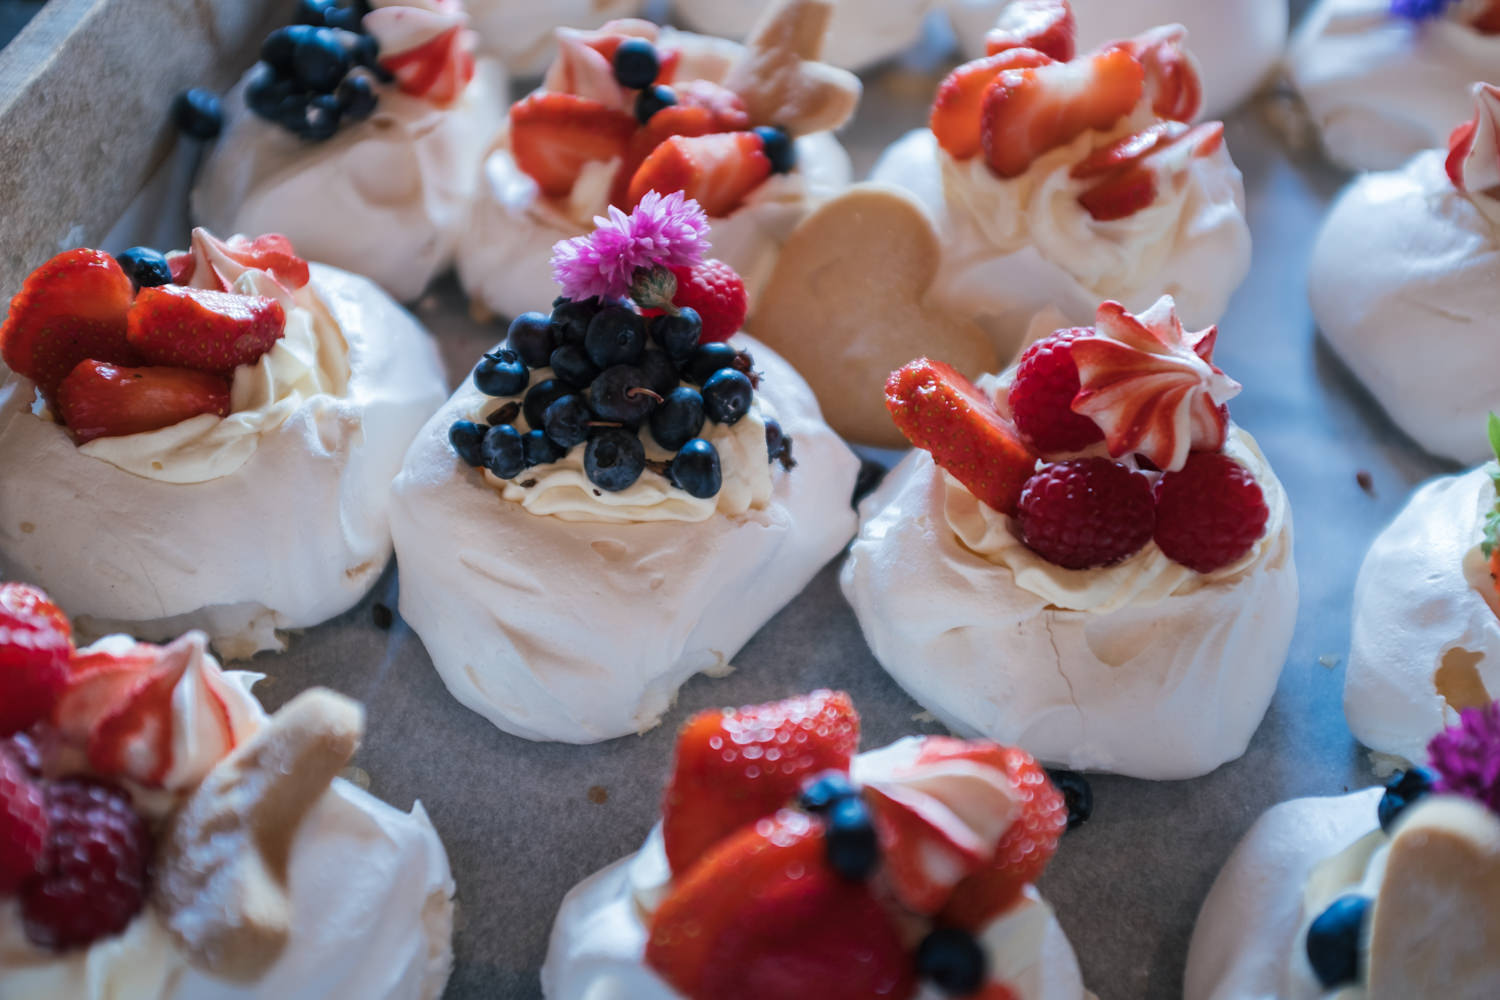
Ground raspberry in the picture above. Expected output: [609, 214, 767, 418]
[1016, 458, 1154, 569]
[21, 780, 152, 951]
[671, 259, 748, 344]
[0, 751, 47, 895]
[0, 583, 72, 736]
[1153, 451, 1269, 573]
[1007, 328, 1106, 455]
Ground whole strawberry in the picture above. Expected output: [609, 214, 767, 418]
[0, 750, 48, 895]
[1017, 458, 1155, 569]
[1154, 451, 1269, 572]
[21, 780, 152, 951]
[669, 259, 748, 344]
[0, 583, 72, 736]
[1007, 328, 1105, 455]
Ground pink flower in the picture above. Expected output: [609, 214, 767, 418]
[550, 191, 711, 302]
[1428, 699, 1500, 816]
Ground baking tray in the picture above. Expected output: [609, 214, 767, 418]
[13, 1, 1458, 997]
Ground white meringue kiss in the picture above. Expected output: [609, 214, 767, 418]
[389, 336, 859, 743]
[192, 59, 507, 303]
[1311, 149, 1500, 466]
[870, 125, 1250, 361]
[841, 428, 1297, 780]
[1346, 466, 1500, 765]
[1288, 0, 1500, 172]
[0, 265, 448, 659]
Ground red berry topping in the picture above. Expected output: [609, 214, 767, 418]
[126, 284, 286, 375]
[21, 780, 152, 951]
[669, 259, 749, 344]
[985, 0, 1076, 62]
[927, 740, 1067, 930]
[627, 131, 771, 217]
[1017, 458, 1155, 569]
[662, 691, 859, 877]
[931, 48, 1054, 161]
[1008, 328, 1105, 455]
[0, 582, 71, 737]
[1153, 451, 1269, 573]
[509, 92, 638, 199]
[647, 812, 915, 1000]
[55, 360, 232, 444]
[0, 750, 48, 895]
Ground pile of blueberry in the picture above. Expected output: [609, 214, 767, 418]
[243, 0, 385, 142]
[449, 296, 793, 499]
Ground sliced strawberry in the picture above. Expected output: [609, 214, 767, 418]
[885, 359, 1039, 516]
[865, 783, 991, 914]
[126, 284, 285, 375]
[673, 79, 751, 132]
[931, 48, 1053, 160]
[1121, 27, 1203, 123]
[0, 584, 70, 648]
[1073, 121, 1223, 220]
[55, 360, 231, 443]
[168, 252, 195, 286]
[509, 92, 637, 199]
[929, 740, 1068, 930]
[1449, 117, 1479, 190]
[380, 24, 476, 104]
[1070, 121, 1189, 180]
[628, 132, 772, 217]
[646, 812, 916, 1000]
[213, 233, 310, 292]
[53, 644, 160, 747]
[985, 0, 1075, 62]
[0, 249, 138, 398]
[0, 583, 72, 736]
[1077, 166, 1156, 221]
[980, 47, 1145, 179]
[611, 102, 723, 208]
[661, 691, 859, 877]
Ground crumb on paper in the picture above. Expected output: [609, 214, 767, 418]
[340, 766, 371, 790]
[371, 602, 394, 630]
[1356, 470, 1375, 497]
[587, 785, 608, 805]
[911, 710, 937, 724]
[1318, 654, 1342, 669]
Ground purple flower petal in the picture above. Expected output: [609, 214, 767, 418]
[1428, 699, 1500, 816]
[550, 191, 711, 302]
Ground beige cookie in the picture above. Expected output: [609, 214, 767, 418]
[750, 184, 1000, 448]
[723, 0, 861, 137]
[1367, 795, 1500, 1000]
[153, 688, 365, 983]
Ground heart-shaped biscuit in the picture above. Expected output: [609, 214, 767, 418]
[750, 184, 1000, 447]
[1367, 796, 1500, 999]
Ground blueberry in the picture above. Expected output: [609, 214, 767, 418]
[1048, 769, 1093, 831]
[543, 394, 591, 450]
[1378, 766, 1436, 834]
[115, 247, 172, 289]
[649, 387, 705, 451]
[754, 125, 797, 174]
[346, 32, 381, 69]
[549, 343, 599, 389]
[293, 27, 350, 93]
[651, 307, 701, 361]
[825, 795, 879, 881]
[523, 378, 571, 430]
[276, 93, 315, 135]
[448, 420, 486, 466]
[473, 349, 528, 397]
[585, 306, 647, 369]
[480, 424, 526, 480]
[294, 0, 338, 26]
[550, 296, 601, 347]
[590, 366, 661, 424]
[302, 93, 343, 141]
[335, 73, 377, 121]
[683, 342, 738, 385]
[507, 311, 557, 368]
[701, 369, 753, 425]
[798, 771, 858, 814]
[322, 1, 367, 31]
[523, 428, 563, 467]
[639, 348, 679, 397]
[172, 88, 224, 141]
[584, 429, 646, 492]
[245, 63, 297, 119]
[261, 25, 314, 74]
[634, 84, 676, 124]
[612, 38, 661, 90]
[916, 928, 987, 995]
[669, 439, 722, 498]
[764, 418, 787, 463]
[1306, 895, 1370, 989]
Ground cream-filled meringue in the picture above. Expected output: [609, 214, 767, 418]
[465, 0, 646, 75]
[0, 232, 448, 658]
[1288, 0, 1500, 172]
[192, 0, 507, 302]
[844, 298, 1297, 779]
[0, 598, 455, 1000]
[1311, 83, 1500, 466]
[1346, 464, 1500, 765]
[542, 692, 1091, 1000]
[457, 5, 859, 320]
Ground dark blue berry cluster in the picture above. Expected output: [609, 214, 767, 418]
[450, 296, 793, 498]
[245, 0, 385, 142]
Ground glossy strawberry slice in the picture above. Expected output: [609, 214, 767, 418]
[53, 643, 161, 748]
[628, 132, 772, 216]
[931, 48, 1054, 160]
[171, 231, 311, 293]
[1072, 122, 1223, 221]
[0, 249, 138, 397]
[646, 812, 916, 1000]
[865, 783, 992, 914]
[980, 47, 1145, 179]
[610, 85, 748, 208]
[0, 583, 72, 736]
[661, 691, 859, 877]
[885, 359, 1039, 517]
[55, 360, 231, 443]
[126, 284, 286, 375]
[1122, 27, 1203, 123]
[380, 24, 475, 104]
[1070, 121, 1191, 180]
[509, 92, 637, 199]
[985, 0, 1076, 61]
[1077, 167, 1156, 221]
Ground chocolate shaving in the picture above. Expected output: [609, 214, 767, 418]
[518, 479, 538, 489]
